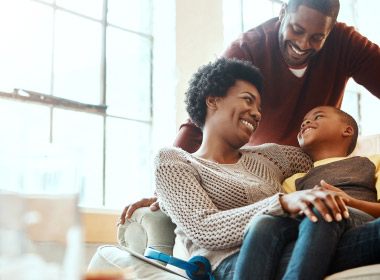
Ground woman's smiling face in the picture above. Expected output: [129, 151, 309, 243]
[211, 80, 262, 148]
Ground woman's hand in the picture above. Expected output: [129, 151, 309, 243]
[279, 187, 349, 223]
[116, 197, 159, 226]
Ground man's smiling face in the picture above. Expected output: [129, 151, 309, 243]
[278, 5, 333, 66]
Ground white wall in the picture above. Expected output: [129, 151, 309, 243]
[152, 0, 224, 150]
[175, 0, 224, 130]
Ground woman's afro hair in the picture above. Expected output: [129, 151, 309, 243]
[185, 57, 264, 129]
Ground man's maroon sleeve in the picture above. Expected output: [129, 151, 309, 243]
[173, 118, 203, 153]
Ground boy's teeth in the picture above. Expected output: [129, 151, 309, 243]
[304, 127, 314, 133]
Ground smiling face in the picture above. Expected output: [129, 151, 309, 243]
[278, 5, 333, 66]
[210, 80, 262, 149]
[297, 106, 352, 157]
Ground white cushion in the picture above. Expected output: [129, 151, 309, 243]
[87, 245, 186, 280]
[325, 264, 380, 280]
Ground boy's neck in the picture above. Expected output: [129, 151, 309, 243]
[307, 149, 348, 162]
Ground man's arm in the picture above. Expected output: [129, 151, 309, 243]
[344, 25, 380, 99]
[117, 197, 159, 226]
[222, 39, 253, 62]
[173, 118, 203, 153]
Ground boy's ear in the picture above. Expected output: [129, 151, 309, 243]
[206, 96, 219, 110]
[343, 126, 354, 137]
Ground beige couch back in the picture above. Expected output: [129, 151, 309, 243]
[350, 134, 380, 156]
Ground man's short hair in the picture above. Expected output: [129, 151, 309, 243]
[331, 107, 358, 155]
[287, 0, 340, 24]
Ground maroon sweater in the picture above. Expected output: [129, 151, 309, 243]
[174, 18, 380, 153]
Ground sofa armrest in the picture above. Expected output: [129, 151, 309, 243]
[117, 207, 176, 257]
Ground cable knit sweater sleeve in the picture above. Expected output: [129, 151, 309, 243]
[154, 147, 288, 250]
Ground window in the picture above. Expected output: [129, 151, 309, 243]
[0, 0, 154, 209]
[223, 0, 283, 48]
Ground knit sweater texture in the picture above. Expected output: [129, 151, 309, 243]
[155, 143, 313, 271]
[173, 18, 380, 152]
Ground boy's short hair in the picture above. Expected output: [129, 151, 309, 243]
[331, 107, 358, 155]
[185, 57, 264, 129]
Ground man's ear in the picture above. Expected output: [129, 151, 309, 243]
[206, 96, 219, 110]
[343, 126, 354, 137]
[279, 3, 287, 22]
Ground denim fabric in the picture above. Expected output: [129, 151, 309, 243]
[213, 252, 239, 280]
[213, 207, 379, 280]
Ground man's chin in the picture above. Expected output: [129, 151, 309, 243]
[285, 50, 317, 66]
[286, 55, 311, 66]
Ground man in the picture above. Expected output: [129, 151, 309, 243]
[174, 0, 380, 151]
[117, 0, 380, 224]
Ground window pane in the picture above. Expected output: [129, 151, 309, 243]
[359, 89, 380, 136]
[52, 109, 104, 206]
[53, 11, 102, 104]
[0, 0, 53, 93]
[242, 0, 274, 30]
[341, 90, 360, 128]
[56, 0, 103, 19]
[107, 0, 152, 34]
[106, 27, 152, 121]
[0, 99, 50, 192]
[105, 117, 152, 209]
[223, 0, 243, 48]
[272, 3, 282, 17]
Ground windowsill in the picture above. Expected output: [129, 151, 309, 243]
[80, 207, 120, 244]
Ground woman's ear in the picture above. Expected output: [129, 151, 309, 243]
[279, 3, 287, 22]
[206, 96, 219, 110]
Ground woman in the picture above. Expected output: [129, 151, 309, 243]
[154, 57, 356, 280]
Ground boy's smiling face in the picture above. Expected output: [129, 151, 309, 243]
[297, 106, 351, 155]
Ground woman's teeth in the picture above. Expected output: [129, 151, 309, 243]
[241, 120, 254, 132]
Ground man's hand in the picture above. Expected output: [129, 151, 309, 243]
[279, 187, 349, 223]
[116, 197, 159, 226]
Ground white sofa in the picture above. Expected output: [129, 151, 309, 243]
[88, 134, 380, 279]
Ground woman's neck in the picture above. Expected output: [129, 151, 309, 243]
[193, 129, 242, 164]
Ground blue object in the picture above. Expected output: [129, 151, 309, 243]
[144, 247, 214, 280]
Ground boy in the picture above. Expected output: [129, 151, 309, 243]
[282, 105, 380, 218]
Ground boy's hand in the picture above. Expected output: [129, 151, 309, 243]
[117, 197, 159, 226]
[280, 188, 349, 223]
[317, 180, 353, 209]
[318, 180, 351, 200]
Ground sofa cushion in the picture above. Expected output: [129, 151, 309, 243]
[87, 245, 186, 280]
[325, 264, 380, 280]
[118, 208, 176, 259]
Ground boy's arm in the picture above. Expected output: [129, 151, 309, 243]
[282, 173, 306, 194]
[320, 180, 380, 218]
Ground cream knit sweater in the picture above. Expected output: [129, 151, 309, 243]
[155, 143, 312, 271]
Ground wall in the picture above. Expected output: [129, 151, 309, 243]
[175, 0, 224, 130]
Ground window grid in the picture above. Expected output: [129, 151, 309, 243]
[0, 0, 153, 208]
